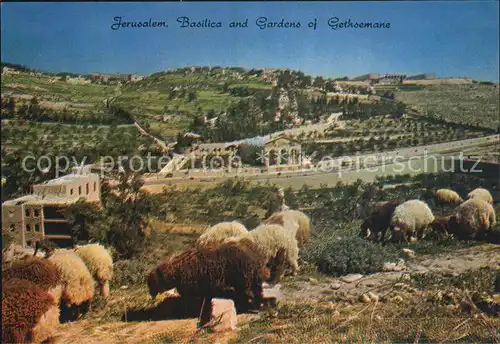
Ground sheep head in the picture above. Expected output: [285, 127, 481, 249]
[146, 269, 160, 300]
[147, 265, 177, 300]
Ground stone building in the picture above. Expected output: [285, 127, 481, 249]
[263, 134, 302, 167]
[2, 173, 101, 248]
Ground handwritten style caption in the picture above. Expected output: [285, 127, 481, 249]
[111, 17, 391, 31]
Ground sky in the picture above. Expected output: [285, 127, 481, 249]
[1, 1, 499, 81]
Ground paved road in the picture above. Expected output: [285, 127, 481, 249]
[143, 134, 499, 191]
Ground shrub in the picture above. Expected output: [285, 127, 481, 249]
[303, 224, 399, 276]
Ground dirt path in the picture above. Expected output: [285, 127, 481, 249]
[279, 244, 499, 303]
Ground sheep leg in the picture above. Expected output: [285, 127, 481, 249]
[380, 228, 388, 244]
[416, 228, 425, 240]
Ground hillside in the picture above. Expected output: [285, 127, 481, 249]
[394, 84, 500, 130]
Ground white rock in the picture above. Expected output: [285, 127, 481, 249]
[209, 298, 237, 333]
[330, 283, 342, 290]
[340, 274, 364, 283]
[382, 262, 403, 272]
[402, 248, 416, 258]
[263, 284, 282, 299]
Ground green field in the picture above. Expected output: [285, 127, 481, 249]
[1, 73, 116, 106]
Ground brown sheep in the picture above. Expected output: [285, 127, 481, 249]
[2, 257, 63, 303]
[429, 215, 459, 239]
[359, 201, 400, 243]
[147, 239, 270, 312]
[2, 278, 60, 344]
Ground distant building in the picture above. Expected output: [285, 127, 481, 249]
[351, 73, 381, 82]
[129, 74, 144, 82]
[378, 74, 407, 84]
[263, 134, 302, 167]
[2, 173, 101, 248]
[406, 73, 436, 80]
[1, 66, 20, 75]
[92, 73, 144, 84]
[66, 75, 91, 84]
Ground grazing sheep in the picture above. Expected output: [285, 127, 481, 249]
[195, 221, 248, 249]
[74, 244, 114, 298]
[429, 215, 459, 239]
[245, 223, 300, 282]
[467, 188, 494, 204]
[359, 201, 400, 243]
[435, 189, 463, 205]
[2, 257, 63, 303]
[147, 239, 270, 312]
[390, 200, 435, 243]
[434, 189, 464, 214]
[453, 198, 496, 238]
[2, 278, 60, 344]
[264, 210, 311, 247]
[48, 250, 95, 318]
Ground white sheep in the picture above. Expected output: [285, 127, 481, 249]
[74, 243, 114, 298]
[195, 221, 248, 249]
[264, 210, 311, 247]
[390, 200, 435, 242]
[467, 188, 494, 204]
[241, 223, 300, 283]
[453, 198, 497, 238]
[48, 250, 95, 310]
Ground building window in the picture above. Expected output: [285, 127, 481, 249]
[34, 224, 40, 232]
[34, 209, 39, 217]
[86, 183, 89, 195]
[9, 224, 15, 232]
[78, 186, 82, 195]
[70, 188, 74, 195]
[25, 209, 31, 217]
[94, 182, 97, 191]
[26, 224, 31, 232]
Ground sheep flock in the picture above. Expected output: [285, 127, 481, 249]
[148, 209, 310, 309]
[360, 187, 497, 243]
[2, 243, 113, 343]
[2, 185, 497, 343]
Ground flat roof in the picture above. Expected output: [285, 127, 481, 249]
[3, 194, 81, 206]
[36, 173, 98, 186]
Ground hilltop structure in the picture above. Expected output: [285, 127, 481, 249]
[91, 73, 144, 84]
[2, 172, 101, 248]
[351, 73, 436, 84]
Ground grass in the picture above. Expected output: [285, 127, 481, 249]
[2, 73, 116, 105]
[232, 298, 500, 343]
